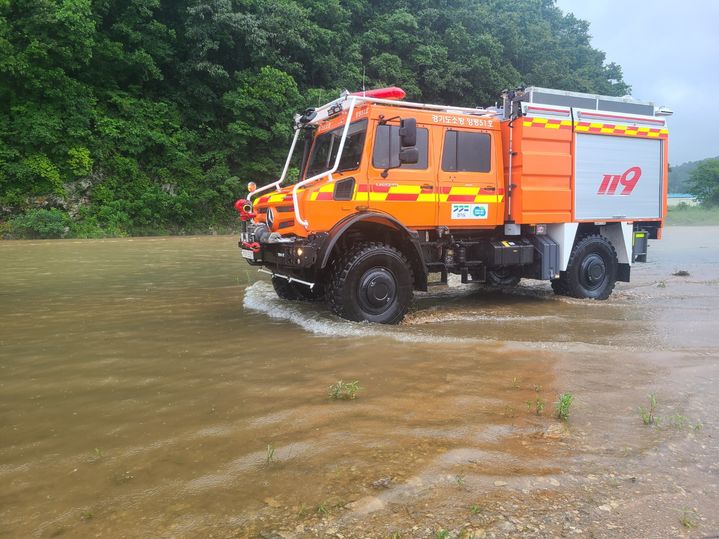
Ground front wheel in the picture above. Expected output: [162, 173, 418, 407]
[272, 276, 324, 302]
[556, 234, 618, 300]
[327, 242, 413, 324]
[272, 276, 301, 300]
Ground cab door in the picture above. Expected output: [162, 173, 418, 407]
[437, 128, 502, 228]
[366, 120, 436, 228]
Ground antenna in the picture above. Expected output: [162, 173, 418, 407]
[362, 66, 366, 96]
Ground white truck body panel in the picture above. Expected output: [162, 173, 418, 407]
[600, 222, 634, 265]
[547, 222, 579, 272]
[574, 133, 663, 220]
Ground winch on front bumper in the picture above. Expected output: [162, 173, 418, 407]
[239, 222, 324, 271]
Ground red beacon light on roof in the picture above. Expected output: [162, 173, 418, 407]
[351, 87, 406, 101]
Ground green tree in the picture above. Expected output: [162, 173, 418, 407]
[0, 0, 634, 238]
[688, 158, 719, 206]
[223, 66, 301, 181]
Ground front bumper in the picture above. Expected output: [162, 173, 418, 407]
[239, 222, 324, 270]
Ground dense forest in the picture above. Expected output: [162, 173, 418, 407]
[0, 0, 630, 238]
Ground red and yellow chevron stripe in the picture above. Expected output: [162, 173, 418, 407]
[522, 117, 572, 130]
[257, 190, 305, 205]
[575, 122, 668, 138]
[308, 183, 504, 203]
[523, 117, 668, 139]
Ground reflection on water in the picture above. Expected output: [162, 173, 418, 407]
[1, 228, 718, 537]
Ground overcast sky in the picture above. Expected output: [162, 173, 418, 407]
[554, 0, 719, 165]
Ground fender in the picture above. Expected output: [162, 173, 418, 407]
[317, 211, 428, 290]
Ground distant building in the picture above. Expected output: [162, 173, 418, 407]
[667, 193, 699, 207]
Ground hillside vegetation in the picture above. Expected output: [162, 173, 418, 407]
[669, 156, 719, 193]
[1, 0, 630, 238]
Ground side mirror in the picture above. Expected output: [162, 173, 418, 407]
[380, 117, 419, 178]
[399, 147, 419, 165]
[399, 118, 417, 147]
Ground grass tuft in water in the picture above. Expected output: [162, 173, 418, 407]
[665, 414, 703, 430]
[636, 394, 704, 430]
[315, 501, 328, 515]
[469, 504, 481, 515]
[527, 398, 545, 416]
[89, 447, 104, 463]
[434, 529, 450, 539]
[328, 380, 361, 400]
[679, 507, 698, 529]
[265, 443, 276, 465]
[555, 392, 574, 421]
[639, 392, 659, 425]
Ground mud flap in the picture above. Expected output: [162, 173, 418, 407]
[617, 263, 631, 282]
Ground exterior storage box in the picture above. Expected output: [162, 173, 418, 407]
[484, 239, 534, 266]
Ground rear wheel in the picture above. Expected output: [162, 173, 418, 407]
[327, 242, 413, 324]
[556, 235, 618, 300]
[485, 267, 521, 287]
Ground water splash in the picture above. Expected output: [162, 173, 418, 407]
[242, 281, 664, 352]
[242, 281, 481, 345]
[404, 310, 562, 325]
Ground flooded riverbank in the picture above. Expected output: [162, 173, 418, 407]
[1, 227, 718, 538]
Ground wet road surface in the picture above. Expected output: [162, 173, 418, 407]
[1, 227, 718, 538]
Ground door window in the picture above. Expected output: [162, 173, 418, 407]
[372, 124, 429, 170]
[441, 130, 491, 173]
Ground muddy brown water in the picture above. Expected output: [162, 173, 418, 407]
[1, 227, 718, 538]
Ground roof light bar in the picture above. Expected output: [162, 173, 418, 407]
[350, 87, 406, 100]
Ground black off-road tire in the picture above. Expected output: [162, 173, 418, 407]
[486, 268, 521, 287]
[272, 276, 301, 300]
[327, 242, 414, 324]
[272, 276, 324, 302]
[293, 282, 325, 302]
[562, 234, 618, 300]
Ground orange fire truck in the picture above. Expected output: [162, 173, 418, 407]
[236, 86, 671, 323]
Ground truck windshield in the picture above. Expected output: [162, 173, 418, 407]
[304, 119, 367, 179]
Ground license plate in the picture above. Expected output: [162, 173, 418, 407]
[241, 249, 255, 260]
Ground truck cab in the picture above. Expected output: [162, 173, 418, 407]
[237, 87, 670, 323]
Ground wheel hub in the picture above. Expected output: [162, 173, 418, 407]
[358, 268, 397, 313]
[580, 254, 606, 288]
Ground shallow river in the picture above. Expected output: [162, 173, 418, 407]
[1, 227, 718, 538]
